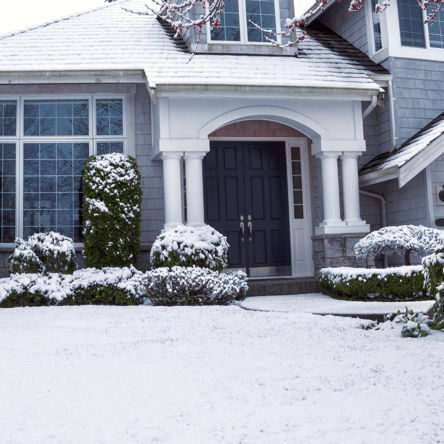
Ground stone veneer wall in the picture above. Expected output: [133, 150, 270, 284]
[312, 233, 375, 276]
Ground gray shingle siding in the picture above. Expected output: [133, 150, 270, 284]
[317, 0, 368, 54]
[135, 84, 164, 248]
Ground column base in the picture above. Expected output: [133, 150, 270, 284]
[186, 222, 206, 228]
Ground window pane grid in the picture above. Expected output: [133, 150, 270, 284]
[0, 143, 16, 243]
[246, 0, 276, 42]
[291, 147, 303, 219]
[96, 99, 123, 136]
[97, 142, 124, 155]
[0, 101, 17, 137]
[210, 0, 241, 41]
[371, 0, 382, 51]
[398, 0, 426, 47]
[428, 5, 444, 48]
[23, 143, 89, 242]
[24, 99, 89, 137]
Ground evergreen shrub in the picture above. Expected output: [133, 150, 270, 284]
[422, 247, 444, 331]
[0, 267, 145, 308]
[144, 266, 248, 306]
[319, 266, 425, 301]
[82, 153, 142, 268]
[150, 225, 229, 272]
[9, 232, 77, 275]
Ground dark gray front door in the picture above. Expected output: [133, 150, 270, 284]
[203, 141, 291, 277]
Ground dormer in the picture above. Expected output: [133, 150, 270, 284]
[365, 0, 444, 63]
[179, 0, 298, 56]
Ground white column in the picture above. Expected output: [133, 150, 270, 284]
[341, 152, 370, 232]
[317, 152, 346, 233]
[184, 152, 206, 227]
[161, 151, 183, 230]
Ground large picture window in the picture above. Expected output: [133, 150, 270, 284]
[209, 0, 279, 44]
[0, 95, 126, 245]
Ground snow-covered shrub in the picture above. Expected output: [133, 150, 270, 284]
[354, 225, 444, 265]
[375, 308, 431, 337]
[396, 308, 431, 338]
[319, 266, 425, 300]
[82, 153, 142, 269]
[422, 247, 444, 331]
[9, 232, 77, 275]
[144, 266, 248, 306]
[150, 225, 228, 272]
[0, 267, 145, 308]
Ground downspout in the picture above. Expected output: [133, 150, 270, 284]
[363, 95, 378, 120]
[388, 79, 397, 152]
[359, 189, 388, 268]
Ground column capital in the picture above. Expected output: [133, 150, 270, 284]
[340, 151, 362, 159]
[183, 151, 206, 160]
[315, 151, 342, 159]
[160, 151, 183, 160]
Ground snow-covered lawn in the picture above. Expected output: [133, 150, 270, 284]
[1, 305, 444, 444]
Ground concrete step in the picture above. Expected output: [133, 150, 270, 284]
[247, 278, 322, 297]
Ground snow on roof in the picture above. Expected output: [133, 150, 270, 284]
[0, 0, 383, 92]
[360, 111, 444, 176]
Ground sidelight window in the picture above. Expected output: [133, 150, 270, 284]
[0, 96, 126, 245]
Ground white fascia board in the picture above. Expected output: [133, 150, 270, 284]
[372, 46, 444, 64]
[399, 135, 444, 188]
[359, 167, 398, 186]
[155, 84, 380, 101]
[368, 74, 393, 88]
[0, 70, 146, 84]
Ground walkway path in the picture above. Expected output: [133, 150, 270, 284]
[241, 294, 435, 319]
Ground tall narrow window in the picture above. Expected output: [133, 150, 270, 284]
[291, 147, 303, 219]
[0, 143, 16, 243]
[371, 0, 382, 51]
[428, 5, 444, 48]
[398, 0, 426, 47]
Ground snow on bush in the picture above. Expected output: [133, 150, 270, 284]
[319, 266, 425, 300]
[144, 266, 248, 306]
[422, 247, 444, 331]
[375, 308, 431, 337]
[82, 153, 142, 269]
[150, 225, 229, 272]
[0, 267, 145, 308]
[354, 225, 444, 265]
[9, 232, 77, 275]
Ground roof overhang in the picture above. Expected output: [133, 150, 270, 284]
[360, 132, 444, 188]
[0, 69, 147, 84]
[306, 0, 338, 24]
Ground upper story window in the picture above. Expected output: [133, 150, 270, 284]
[428, 5, 444, 48]
[210, 0, 279, 44]
[398, 0, 426, 47]
[371, 0, 382, 51]
[0, 96, 127, 245]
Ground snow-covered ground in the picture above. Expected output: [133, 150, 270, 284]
[1, 305, 444, 444]
[241, 294, 435, 314]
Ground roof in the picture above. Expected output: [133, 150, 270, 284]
[360, 111, 444, 187]
[0, 0, 385, 94]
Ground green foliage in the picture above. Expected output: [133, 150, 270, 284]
[9, 232, 77, 275]
[59, 284, 143, 306]
[0, 289, 58, 308]
[150, 225, 229, 272]
[144, 266, 248, 306]
[392, 308, 431, 338]
[319, 267, 426, 301]
[82, 153, 142, 268]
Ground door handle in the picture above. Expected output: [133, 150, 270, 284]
[248, 221, 252, 241]
[240, 221, 245, 242]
